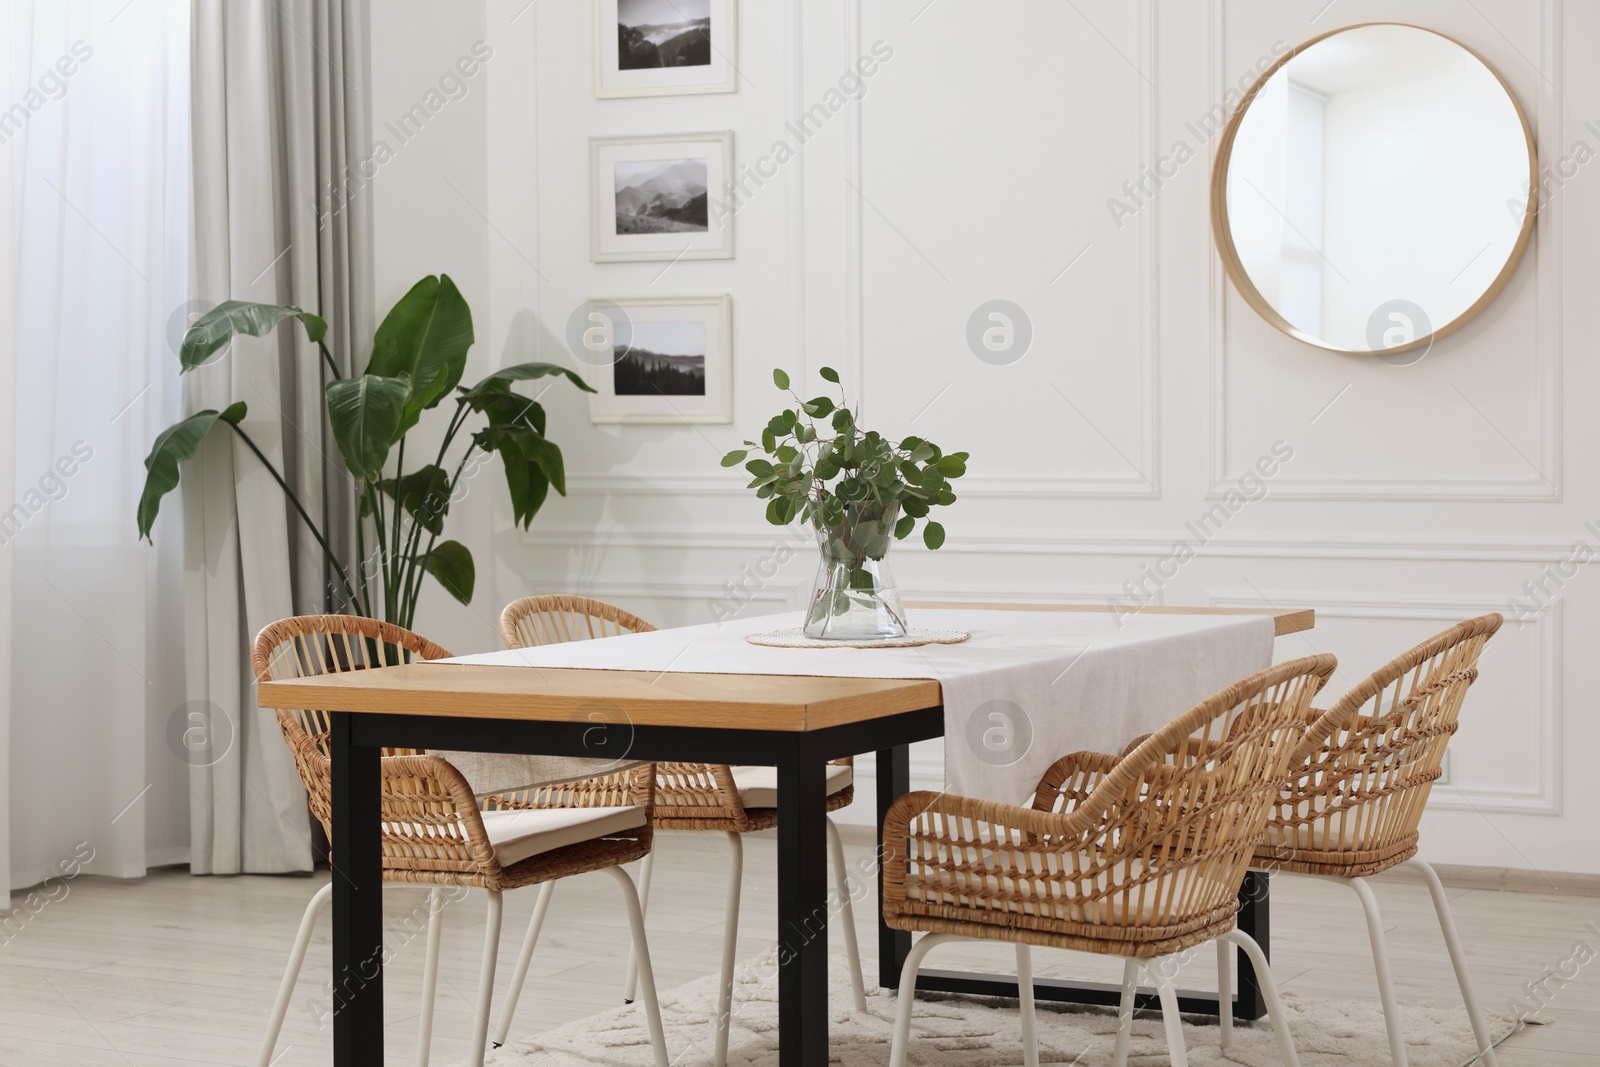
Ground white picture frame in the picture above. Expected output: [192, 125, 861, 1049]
[591, 132, 733, 263]
[594, 0, 738, 99]
[585, 295, 733, 425]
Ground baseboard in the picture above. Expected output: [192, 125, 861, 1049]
[828, 824, 1600, 897]
[1421, 863, 1600, 897]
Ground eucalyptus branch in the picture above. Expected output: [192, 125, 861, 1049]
[226, 422, 366, 617]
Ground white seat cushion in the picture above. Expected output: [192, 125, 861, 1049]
[729, 763, 853, 809]
[478, 806, 647, 867]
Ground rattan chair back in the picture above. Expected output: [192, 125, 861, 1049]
[500, 594, 656, 649]
[1260, 613, 1502, 876]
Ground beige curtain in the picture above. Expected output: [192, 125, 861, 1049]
[185, 0, 373, 874]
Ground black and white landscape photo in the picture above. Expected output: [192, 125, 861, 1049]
[616, 0, 711, 70]
[613, 321, 707, 396]
[613, 157, 708, 234]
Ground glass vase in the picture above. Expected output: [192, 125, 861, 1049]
[803, 502, 909, 641]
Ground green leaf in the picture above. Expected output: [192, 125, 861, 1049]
[721, 449, 749, 467]
[137, 407, 242, 540]
[325, 375, 410, 481]
[831, 409, 854, 433]
[819, 366, 840, 384]
[503, 457, 551, 528]
[745, 459, 775, 478]
[803, 396, 835, 418]
[894, 515, 915, 540]
[936, 453, 968, 478]
[923, 521, 946, 550]
[470, 390, 547, 450]
[377, 464, 452, 536]
[218, 402, 248, 426]
[510, 433, 567, 497]
[773, 368, 790, 390]
[367, 275, 474, 437]
[416, 540, 475, 604]
[765, 497, 787, 525]
[463, 361, 596, 400]
[179, 302, 327, 371]
[761, 427, 777, 453]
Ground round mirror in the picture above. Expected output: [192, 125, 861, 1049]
[1212, 24, 1537, 356]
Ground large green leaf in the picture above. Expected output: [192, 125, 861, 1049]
[137, 402, 246, 540]
[461, 362, 596, 401]
[326, 375, 409, 481]
[366, 275, 474, 436]
[180, 302, 327, 370]
[502, 453, 551, 529]
[415, 540, 475, 605]
[377, 464, 452, 536]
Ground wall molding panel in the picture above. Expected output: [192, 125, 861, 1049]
[524, 522, 1585, 564]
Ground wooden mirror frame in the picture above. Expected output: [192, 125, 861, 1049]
[1209, 23, 1539, 356]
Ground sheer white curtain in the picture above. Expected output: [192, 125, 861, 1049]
[5, 0, 192, 890]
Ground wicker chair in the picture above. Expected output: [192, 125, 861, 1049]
[251, 615, 669, 1067]
[499, 595, 867, 1067]
[1249, 614, 1503, 1067]
[883, 655, 1337, 1067]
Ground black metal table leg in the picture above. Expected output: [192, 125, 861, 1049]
[1235, 870, 1270, 1020]
[330, 712, 384, 1066]
[875, 744, 911, 989]
[776, 738, 830, 1067]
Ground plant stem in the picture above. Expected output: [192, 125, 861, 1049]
[226, 422, 365, 617]
[390, 437, 406, 622]
[402, 439, 478, 626]
[317, 340, 341, 381]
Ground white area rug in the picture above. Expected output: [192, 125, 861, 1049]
[477, 948, 1518, 1066]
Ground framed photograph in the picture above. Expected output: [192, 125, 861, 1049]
[594, 0, 738, 99]
[587, 295, 733, 425]
[591, 132, 733, 262]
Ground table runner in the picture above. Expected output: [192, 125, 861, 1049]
[429, 609, 1275, 808]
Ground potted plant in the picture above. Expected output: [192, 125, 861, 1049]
[721, 367, 967, 640]
[137, 274, 593, 630]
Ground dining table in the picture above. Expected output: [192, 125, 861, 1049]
[254, 601, 1312, 1067]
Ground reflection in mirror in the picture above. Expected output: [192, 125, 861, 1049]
[1215, 24, 1535, 354]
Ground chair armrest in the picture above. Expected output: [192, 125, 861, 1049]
[1031, 751, 1122, 814]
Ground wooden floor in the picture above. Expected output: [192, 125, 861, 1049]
[0, 829, 1595, 1065]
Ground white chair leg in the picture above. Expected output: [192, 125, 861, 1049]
[1219, 928, 1301, 1067]
[604, 865, 670, 1067]
[889, 932, 959, 1067]
[714, 831, 743, 1067]
[826, 816, 868, 1011]
[1016, 943, 1040, 1067]
[1347, 875, 1410, 1067]
[467, 890, 504, 1067]
[1402, 858, 1500, 1067]
[1148, 958, 1191, 1067]
[257, 881, 333, 1067]
[491, 879, 556, 1048]
[1217, 937, 1234, 1051]
[622, 852, 654, 1004]
[416, 887, 445, 1067]
[1112, 957, 1139, 1067]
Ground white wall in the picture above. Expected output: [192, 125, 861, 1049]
[373, 0, 1599, 874]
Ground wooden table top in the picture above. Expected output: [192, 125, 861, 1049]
[255, 604, 1311, 732]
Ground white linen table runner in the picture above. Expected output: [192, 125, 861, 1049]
[426, 609, 1275, 808]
